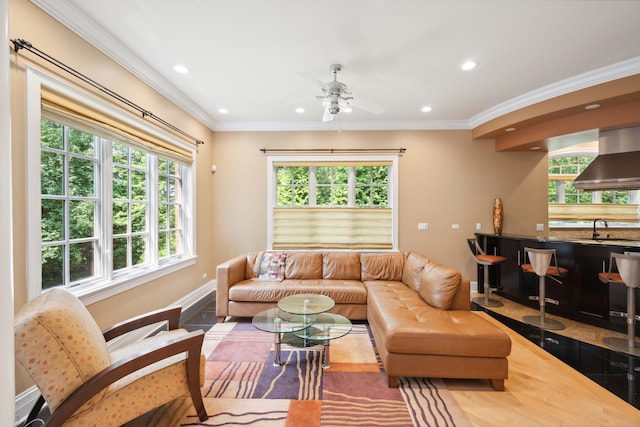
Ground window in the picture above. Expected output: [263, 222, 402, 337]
[28, 70, 196, 301]
[268, 156, 398, 250]
[548, 151, 639, 225]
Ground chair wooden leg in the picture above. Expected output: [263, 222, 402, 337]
[186, 334, 209, 422]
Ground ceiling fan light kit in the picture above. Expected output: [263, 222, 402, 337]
[316, 64, 384, 122]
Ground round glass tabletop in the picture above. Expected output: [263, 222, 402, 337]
[291, 313, 352, 341]
[277, 293, 335, 315]
[251, 308, 313, 334]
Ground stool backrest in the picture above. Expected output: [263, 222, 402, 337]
[524, 247, 561, 277]
[466, 238, 485, 258]
[611, 253, 640, 288]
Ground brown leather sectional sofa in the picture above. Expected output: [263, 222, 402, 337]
[216, 250, 512, 390]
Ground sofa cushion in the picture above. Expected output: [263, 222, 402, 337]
[366, 281, 511, 357]
[361, 252, 406, 281]
[254, 251, 287, 281]
[245, 252, 261, 279]
[323, 252, 361, 280]
[228, 279, 367, 304]
[284, 252, 323, 279]
[402, 252, 429, 292]
[418, 261, 462, 310]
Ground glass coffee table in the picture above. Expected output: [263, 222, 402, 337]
[252, 293, 352, 368]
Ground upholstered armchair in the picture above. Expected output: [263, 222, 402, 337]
[14, 288, 209, 427]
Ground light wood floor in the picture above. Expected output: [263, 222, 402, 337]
[446, 310, 640, 426]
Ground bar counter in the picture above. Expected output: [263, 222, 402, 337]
[475, 232, 640, 334]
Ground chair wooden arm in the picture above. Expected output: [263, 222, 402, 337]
[102, 306, 182, 341]
[44, 329, 208, 426]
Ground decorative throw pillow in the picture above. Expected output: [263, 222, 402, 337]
[418, 263, 461, 310]
[254, 251, 287, 281]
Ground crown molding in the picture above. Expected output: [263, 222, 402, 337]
[212, 119, 471, 132]
[469, 56, 640, 129]
[30, 0, 218, 129]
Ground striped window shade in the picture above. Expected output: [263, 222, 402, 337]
[273, 207, 393, 250]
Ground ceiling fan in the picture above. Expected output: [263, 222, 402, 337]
[316, 64, 385, 122]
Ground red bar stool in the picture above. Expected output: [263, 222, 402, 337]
[467, 238, 505, 307]
[521, 247, 568, 330]
[599, 253, 640, 356]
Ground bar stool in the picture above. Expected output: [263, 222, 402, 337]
[598, 253, 640, 356]
[467, 238, 505, 307]
[521, 248, 568, 330]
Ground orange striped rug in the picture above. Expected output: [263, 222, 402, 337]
[125, 321, 472, 427]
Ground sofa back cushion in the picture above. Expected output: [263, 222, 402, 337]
[323, 252, 361, 280]
[402, 252, 429, 292]
[285, 252, 323, 279]
[361, 252, 406, 281]
[245, 252, 261, 279]
[418, 261, 462, 310]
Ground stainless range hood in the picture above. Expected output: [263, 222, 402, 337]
[573, 126, 640, 190]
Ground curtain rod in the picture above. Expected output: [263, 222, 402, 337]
[11, 38, 205, 146]
[260, 148, 406, 154]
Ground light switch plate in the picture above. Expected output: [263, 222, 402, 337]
[536, 223, 544, 231]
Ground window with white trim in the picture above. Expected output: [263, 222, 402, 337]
[28, 70, 196, 300]
[267, 156, 398, 250]
[548, 149, 640, 226]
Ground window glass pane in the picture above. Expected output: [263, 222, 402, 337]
[158, 177, 168, 201]
[113, 166, 129, 199]
[334, 185, 348, 205]
[69, 200, 94, 239]
[41, 151, 64, 196]
[41, 199, 64, 242]
[69, 241, 94, 282]
[277, 187, 292, 206]
[132, 236, 146, 266]
[131, 148, 146, 169]
[168, 178, 176, 203]
[293, 186, 309, 205]
[276, 166, 291, 185]
[131, 202, 146, 233]
[170, 230, 179, 255]
[41, 119, 63, 150]
[68, 128, 94, 156]
[42, 245, 64, 289]
[317, 167, 331, 184]
[131, 170, 146, 200]
[158, 232, 167, 257]
[113, 237, 128, 270]
[158, 205, 167, 229]
[334, 166, 348, 184]
[113, 202, 128, 235]
[292, 167, 309, 184]
[317, 187, 331, 205]
[69, 157, 95, 197]
[356, 187, 370, 205]
[372, 186, 388, 205]
[113, 143, 128, 165]
[169, 204, 177, 228]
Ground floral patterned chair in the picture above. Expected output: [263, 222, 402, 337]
[14, 288, 209, 426]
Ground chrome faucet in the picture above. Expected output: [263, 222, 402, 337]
[592, 218, 609, 240]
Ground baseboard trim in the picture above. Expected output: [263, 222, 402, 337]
[14, 281, 215, 426]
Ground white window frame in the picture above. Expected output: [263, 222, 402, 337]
[26, 67, 197, 304]
[266, 155, 399, 250]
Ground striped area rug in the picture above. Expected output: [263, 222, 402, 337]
[125, 321, 472, 427]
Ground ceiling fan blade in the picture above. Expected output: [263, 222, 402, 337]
[322, 108, 334, 122]
[349, 97, 386, 115]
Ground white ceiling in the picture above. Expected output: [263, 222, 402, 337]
[32, 0, 640, 132]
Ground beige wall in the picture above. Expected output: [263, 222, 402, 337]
[10, 0, 216, 393]
[210, 130, 549, 278]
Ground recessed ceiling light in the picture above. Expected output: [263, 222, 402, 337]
[343, 107, 353, 113]
[218, 108, 229, 114]
[421, 105, 432, 113]
[173, 64, 189, 74]
[295, 107, 305, 113]
[505, 127, 516, 132]
[584, 103, 600, 110]
[530, 146, 541, 150]
[461, 60, 478, 71]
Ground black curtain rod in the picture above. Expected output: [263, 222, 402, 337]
[11, 38, 205, 146]
[260, 148, 406, 154]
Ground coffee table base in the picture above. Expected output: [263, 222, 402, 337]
[277, 333, 332, 368]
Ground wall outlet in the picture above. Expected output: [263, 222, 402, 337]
[202, 273, 207, 280]
[536, 223, 545, 231]
[418, 223, 428, 231]
[451, 224, 460, 230]
[475, 223, 482, 231]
